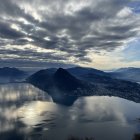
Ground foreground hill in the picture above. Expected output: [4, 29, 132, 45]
[27, 68, 95, 105]
[27, 67, 140, 105]
[27, 68, 93, 95]
[109, 67, 140, 82]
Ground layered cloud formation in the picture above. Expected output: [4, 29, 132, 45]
[0, 0, 140, 69]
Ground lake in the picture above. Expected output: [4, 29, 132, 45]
[0, 83, 140, 140]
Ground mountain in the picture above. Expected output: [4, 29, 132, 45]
[0, 67, 26, 77]
[27, 68, 94, 105]
[67, 67, 119, 87]
[41, 68, 57, 75]
[27, 68, 93, 95]
[0, 67, 28, 83]
[27, 69, 54, 90]
[67, 66, 109, 77]
[27, 67, 140, 105]
[66, 67, 113, 84]
[53, 68, 86, 91]
[109, 67, 140, 82]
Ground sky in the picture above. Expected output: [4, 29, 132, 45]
[0, 0, 140, 70]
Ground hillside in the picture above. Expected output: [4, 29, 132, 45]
[109, 67, 140, 82]
[27, 67, 140, 104]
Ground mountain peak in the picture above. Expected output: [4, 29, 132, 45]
[55, 68, 71, 76]
[54, 68, 78, 82]
[56, 68, 66, 72]
[54, 68, 83, 91]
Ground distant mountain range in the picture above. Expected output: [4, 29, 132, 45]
[0, 67, 26, 77]
[1, 66, 139, 83]
[0, 66, 140, 105]
[27, 67, 140, 105]
[109, 67, 140, 82]
[67, 67, 109, 77]
[0, 67, 28, 83]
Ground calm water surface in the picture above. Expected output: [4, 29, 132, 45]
[0, 83, 140, 140]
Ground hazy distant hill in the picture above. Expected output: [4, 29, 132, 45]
[67, 67, 109, 77]
[0, 67, 28, 83]
[0, 67, 26, 77]
[67, 66, 113, 84]
[109, 67, 140, 82]
[27, 67, 140, 104]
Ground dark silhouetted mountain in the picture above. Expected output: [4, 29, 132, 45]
[53, 68, 86, 91]
[51, 95, 78, 106]
[109, 67, 140, 82]
[27, 68, 92, 92]
[27, 67, 140, 105]
[27, 68, 94, 105]
[43, 68, 57, 75]
[27, 69, 54, 90]
[66, 67, 112, 84]
[67, 67, 133, 89]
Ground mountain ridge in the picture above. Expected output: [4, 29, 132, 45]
[27, 67, 140, 105]
[0, 67, 26, 77]
[0, 67, 28, 83]
[109, 67, 140, 82]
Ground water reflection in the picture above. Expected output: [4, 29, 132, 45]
[0, 83, 52, 134]
[0, 83, 140, 140]
[0, 83, 51, 103]
[51, 94, 78, 106]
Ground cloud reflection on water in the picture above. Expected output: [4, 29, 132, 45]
[0, 83, 140, 140]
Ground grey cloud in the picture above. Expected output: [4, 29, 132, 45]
[0, 0, 38, 23]
[0, 49, 66, 61]
[0, 22, 25, 39]
[12, 38, 31, 45]
[0, 0, 22, 17]
[0, 58, 76, 70]
[0, 0, 140, 68]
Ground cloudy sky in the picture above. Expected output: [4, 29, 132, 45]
[0, 0, 140, 70]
